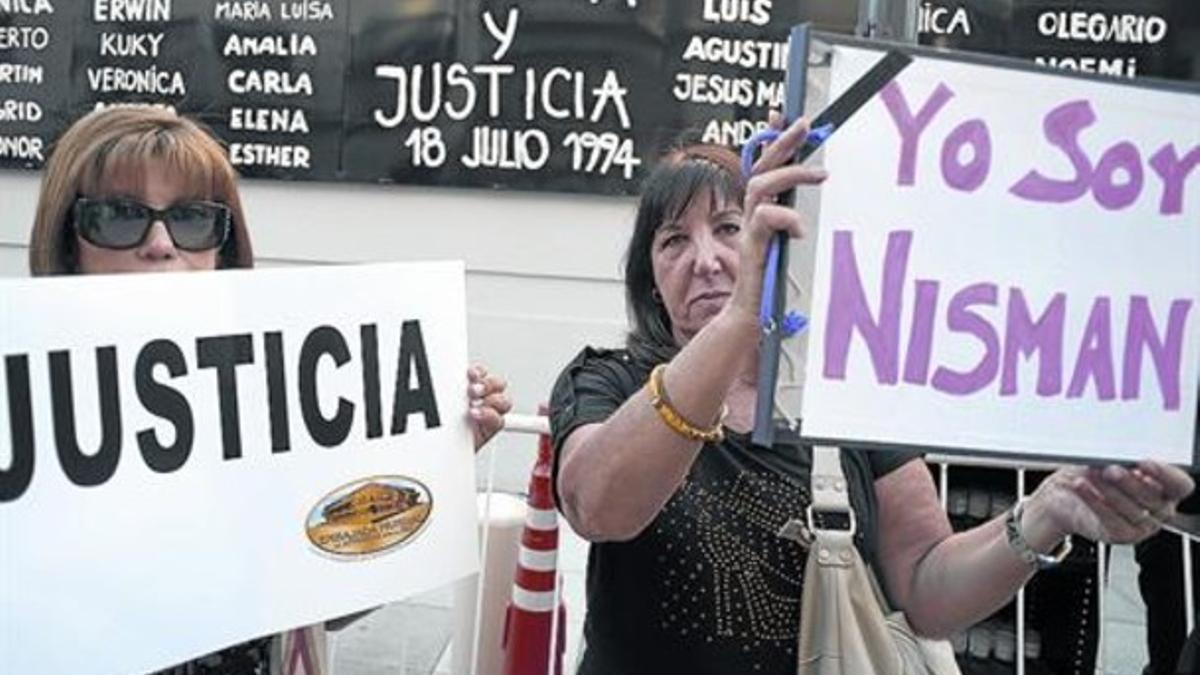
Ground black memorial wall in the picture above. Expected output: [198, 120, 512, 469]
[0, 0, 845, 194]
[3, 1, 1192, 195]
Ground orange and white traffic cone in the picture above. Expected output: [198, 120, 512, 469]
[501, 433, 567, 675]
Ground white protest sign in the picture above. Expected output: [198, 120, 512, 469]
[801, 42, 1199, 464]
[0, 262, 478, 674]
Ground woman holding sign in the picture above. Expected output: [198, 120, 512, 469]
[548, 116, 1194, 674]
[27, 105, 511, 674]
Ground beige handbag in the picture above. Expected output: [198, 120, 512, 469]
[785, 446, 961, 675]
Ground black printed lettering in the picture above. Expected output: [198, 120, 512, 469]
[264, 331, 290, 453]
[391, 320, 440, 434]
[50, 348, 122, 488]
[2, 355, 35, 503]
[196, 334, 254, 460]
[298, 325, 354, 448]
[135, 339, 194, 474]
[360, 324, 382, 439]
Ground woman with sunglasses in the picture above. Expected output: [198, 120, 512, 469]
[28, 106, 253, 274]
[27, 105, 512, 674]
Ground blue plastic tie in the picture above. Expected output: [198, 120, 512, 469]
[740, 127, 779, 178]
[781, 312, 808, 337]
[740, 127, 810, 339]
[759, 234, 782, 330]
[806, 122, 835, 147]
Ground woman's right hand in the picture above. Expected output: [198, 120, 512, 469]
[728, 113, 829, 324]
[1025, 461, 1194, 546]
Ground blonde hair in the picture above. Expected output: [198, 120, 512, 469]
[28, 106, 254, 275]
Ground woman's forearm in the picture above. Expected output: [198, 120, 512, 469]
[557, 307, 758, 541]
[904, 497, 1068, 637]
[883, 460, 1191, 639]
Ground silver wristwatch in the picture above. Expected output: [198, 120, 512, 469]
[1006, 500, 1073, 570]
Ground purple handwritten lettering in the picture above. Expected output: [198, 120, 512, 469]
[822, 229, 1191, 409]
[941, 119, 992, 192]
[1001, 289, 1065, 396]
[823, 230, 911, 384]
[931, 283, 1000, 395]
[1149, 144, 1200, 216]
[880, 81, 954, 186]
[1122, 297, 1192, 410]
[1067, 297, 1116, 401]
[1010, 100, 1095, 203]
[903, 280, 940, 385]
[1093, 142, 1144, 210]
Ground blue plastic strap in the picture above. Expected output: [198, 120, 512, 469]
[760, 236, 782, 330]
[740, 127, 779, 179]
[740, 127, 808, 338]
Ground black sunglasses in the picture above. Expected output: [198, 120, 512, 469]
[71, 197, 232, 252]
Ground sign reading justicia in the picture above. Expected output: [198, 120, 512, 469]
[0, 262, 479, 674]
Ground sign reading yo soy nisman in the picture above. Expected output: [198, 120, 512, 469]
[0, 262, 479, 674]
[802, 41, 1199, 465]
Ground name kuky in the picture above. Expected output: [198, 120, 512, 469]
[99, 32, 165, 58]
[0, 321, 441, 503]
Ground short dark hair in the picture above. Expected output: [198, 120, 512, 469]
[623, 143, 745, 367]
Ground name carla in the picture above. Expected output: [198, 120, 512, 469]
[1, 321, 443, 503]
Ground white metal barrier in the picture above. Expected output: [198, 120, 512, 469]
[482, 416, 1196, 675]
[500, 415, 562, 675]
[470, 413, 554, 675]
[926, 453, 1198, 675]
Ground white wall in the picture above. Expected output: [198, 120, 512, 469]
[0, 169, 635, 492]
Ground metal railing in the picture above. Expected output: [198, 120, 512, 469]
[472, 413, 555, 675]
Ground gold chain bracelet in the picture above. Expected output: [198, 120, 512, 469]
[646, 364, 726, 444]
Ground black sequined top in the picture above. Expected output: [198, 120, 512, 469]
[549, 347, 921, 675]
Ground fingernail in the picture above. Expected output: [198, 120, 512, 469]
[471, 383, 485, 396]
[470, 398, 482, 408]
[1103, 466, 1126, 482]
[470, 408, 482, 419]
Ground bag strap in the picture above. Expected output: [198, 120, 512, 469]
[779, 445, 858, 551]
[811, 445, 850, 511]
[810, 445, 856, 537]
[810, 447, 896, 612]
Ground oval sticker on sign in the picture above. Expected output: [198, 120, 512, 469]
[306, 476, 433, 557]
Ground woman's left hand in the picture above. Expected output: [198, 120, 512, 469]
[1032, 461, 1195, 544]
[468, 364, 512, 451]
